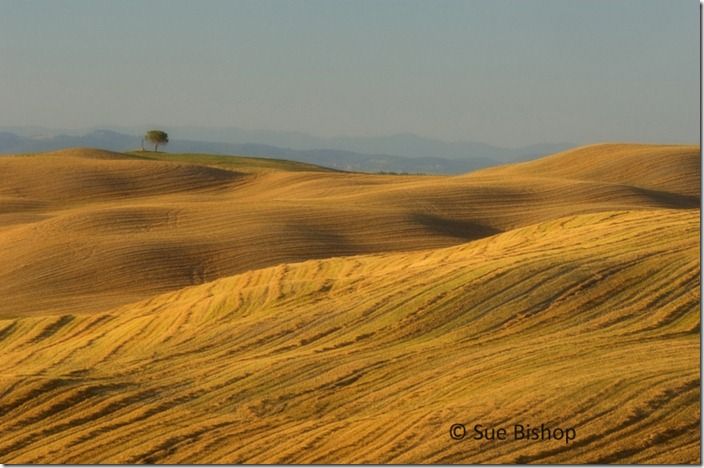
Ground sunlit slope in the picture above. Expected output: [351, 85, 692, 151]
[0, 209, 698, 463]
[0, 144, 698, 316]
[472, 143, 700, 198]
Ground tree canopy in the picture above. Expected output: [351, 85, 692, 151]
[144, 130, 169, 152]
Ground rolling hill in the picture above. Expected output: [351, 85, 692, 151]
[0, 143, 699, 463]
[473, 143, 700, 197]
[0, 144, 697, 317]
[0, 209, 698, 463]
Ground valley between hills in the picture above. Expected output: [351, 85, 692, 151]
[0, 143, 699, 463]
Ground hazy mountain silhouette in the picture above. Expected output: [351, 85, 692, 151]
[0, 128, 573, 174]
[102, 125, 573, 161]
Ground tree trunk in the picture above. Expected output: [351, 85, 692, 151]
[154, 143, 158, 152]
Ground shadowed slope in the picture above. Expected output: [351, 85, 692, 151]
[0, 144, 698, 316]
[0, 210, 698, 463]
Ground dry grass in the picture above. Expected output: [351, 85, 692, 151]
[0, 144, 698, 316]
[0, 143, 699, 463]
[474, 143, 700, 197]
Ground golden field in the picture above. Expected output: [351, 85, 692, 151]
[0, 144, 699, 463]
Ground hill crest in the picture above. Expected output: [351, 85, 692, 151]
[470, 143, 700, 197]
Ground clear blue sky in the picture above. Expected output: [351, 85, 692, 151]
[0, 0, 698, 146]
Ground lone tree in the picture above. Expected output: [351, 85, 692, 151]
[144, 130, 168, 152]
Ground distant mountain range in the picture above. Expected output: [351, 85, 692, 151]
[0, 127, 574, 174]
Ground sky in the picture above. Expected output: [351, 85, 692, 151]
[0, 0, 699, 147]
